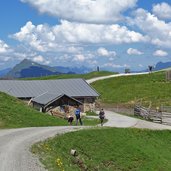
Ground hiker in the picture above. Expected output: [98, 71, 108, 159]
[67, 113, 74, 125]
[148, 65, 153, 73]
[75, 106, 83, 126]
[99, 108, 105, 126]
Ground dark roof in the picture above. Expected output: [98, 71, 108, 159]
[32, 93, 62, 105]
[32, 93, 83, 106]
[0, 78, 99, 98]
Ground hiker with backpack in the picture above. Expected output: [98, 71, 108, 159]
[99, 108, 105, 126]
[75, 105, 83, 126]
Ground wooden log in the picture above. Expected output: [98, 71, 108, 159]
[51, 110, 64, 118]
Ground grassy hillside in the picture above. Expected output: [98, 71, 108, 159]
[91, 71, 171, 108]
[0, 92, 67, 128]
[24, 71, 116, 80]
[0, 92, 99, 128]
[32, 128, 171, 171]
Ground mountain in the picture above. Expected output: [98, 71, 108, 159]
[0, 68, 11, 77]
[5, 59, 61, 78]
[4, 59, 93, 79]
[154, 61, 171, 71]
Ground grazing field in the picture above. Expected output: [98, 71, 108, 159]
[0, 92, 99, 128]
[24, 71, 116, 80]
[92, 71, 171, 108]
[32, 128, 171, 171]
[0, 92, 66, 128]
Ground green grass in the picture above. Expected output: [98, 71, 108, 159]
[0, 92, 99, 128]
[85, 111, 98, 116]
[32, 128, 171, 171]
[81, 118, 99, 126]
[0, 92, 67, 128]
[91, 71, 171, 108]
[23, 71, 116, 80]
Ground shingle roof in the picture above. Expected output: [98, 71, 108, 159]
[0, 78, 99, 98]
[32, 93, 83, 106]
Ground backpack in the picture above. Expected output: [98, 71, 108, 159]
[75, 109, 80, 115]
[99, 111, 104, 118]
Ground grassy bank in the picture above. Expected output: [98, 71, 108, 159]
[32, 128, 171, 171]
[0, 92, 99, 128]
[24, 71, 116, 80]
[0, 92, 67, 128]
[92, 71, 171, 108]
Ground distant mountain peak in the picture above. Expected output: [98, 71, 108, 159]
[19, 59, 37, 66]
[4, 59, 92, 79]
[155, 61, 171, 71]
[5, 59, 58, 78]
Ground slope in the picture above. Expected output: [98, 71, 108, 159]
[91, 71, 171, 108]
[24, 71, 116, 80]
[0, 92, 66, 128]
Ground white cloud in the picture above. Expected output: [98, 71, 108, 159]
[130, 8, 171, 48]
[88, 60, 97, 65]
[58, 54, 72, 61]
[127, 48, 143, 55]
[12, 21, 56, 52]
[59, 52, 95, 64]
[153, 50, 168, 57]
[0, 40, 10, 53]
[21, 0, 137, 23]
[33, 55, 45, 62]
[152, 2, 171, 19]
[12, 20, 147, 52]
[67, 46, 83, 53]
[109, 57, 115, 61]
[103, 63, 129, 68]
[97, 47, 116, 57]
[73, 54, 85, 62]
[1, 56, 11, 62]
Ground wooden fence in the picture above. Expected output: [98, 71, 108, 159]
[134, 105, 171, 125]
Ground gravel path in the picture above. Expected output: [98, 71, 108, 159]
[103, 110, 171, 130]
[0, 126, 82, 171]
[87, 111, 171, 130]
[86, 72, 149, 84]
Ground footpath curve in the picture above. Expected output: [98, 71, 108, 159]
[103, 110, 171, 130]
[0, 126, 81, 171]
[86, 72, 149, 84]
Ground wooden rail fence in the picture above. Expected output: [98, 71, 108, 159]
[134, 105, 171, 125]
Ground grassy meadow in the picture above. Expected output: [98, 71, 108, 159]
[32, 128, 171, 171]
[23, 71, 116, 80]
[0, 92, 67, 128]
[0, 92, 99, 128]
[91, 71, 171, 108]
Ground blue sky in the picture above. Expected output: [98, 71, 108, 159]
[1, 0, 171, 72]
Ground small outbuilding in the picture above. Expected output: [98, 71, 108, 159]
[31, 93, 83, 112]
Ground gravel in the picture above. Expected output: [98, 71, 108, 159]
[0, 126, 80, 171]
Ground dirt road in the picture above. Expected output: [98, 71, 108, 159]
[0, 126, 79, 171]
[103, 110, 171, 130]
[86, 72, 149, 84]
